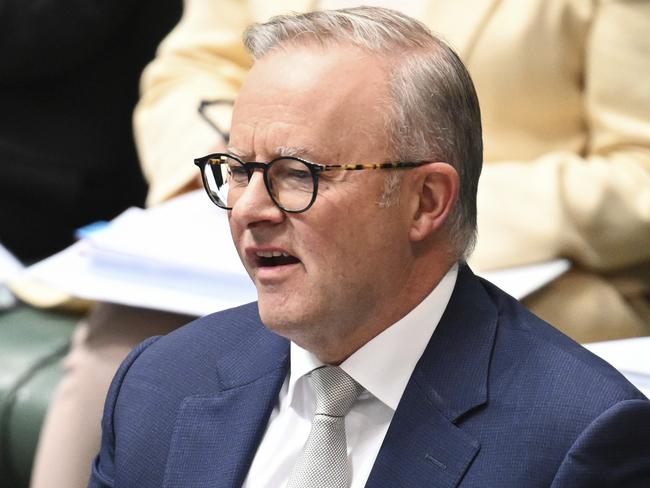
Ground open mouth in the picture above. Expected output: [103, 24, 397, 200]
[254, 250, 301, 268]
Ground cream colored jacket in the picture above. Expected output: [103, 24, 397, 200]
[134, 0, 650, 341]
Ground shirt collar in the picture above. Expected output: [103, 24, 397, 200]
[287, 263, 458, 411]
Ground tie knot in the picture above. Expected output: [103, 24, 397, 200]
[309, 366, 363, 417]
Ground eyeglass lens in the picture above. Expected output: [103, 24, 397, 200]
[203, 155, 316, 212]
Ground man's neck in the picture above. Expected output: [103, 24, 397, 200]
[303, 259, 459, 364]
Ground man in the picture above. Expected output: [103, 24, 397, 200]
[90, 8, 650, 487]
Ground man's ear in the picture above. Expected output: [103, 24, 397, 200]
[408, 162, 459, 242]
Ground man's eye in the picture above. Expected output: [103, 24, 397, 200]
[228, 166, 246, 176]
[228, 166, 248, 182]
[286, 169, 311, 180]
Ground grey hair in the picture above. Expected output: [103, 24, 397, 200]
[243, 7, 483, 258]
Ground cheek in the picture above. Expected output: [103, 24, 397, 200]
[228, 219, 245, 259]
[301, 214, 378, 283]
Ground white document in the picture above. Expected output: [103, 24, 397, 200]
[23, 190, 570, 317]
[585, 337, 650, 398]
[23, 192, 257, 316]
[0, 241, 23, 309]
[480, 259, 570, 300]
[0, 241, 23, 283]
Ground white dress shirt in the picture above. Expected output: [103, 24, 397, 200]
[243, 264, 458, 488]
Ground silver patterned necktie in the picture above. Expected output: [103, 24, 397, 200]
[286, 366, 364, 488]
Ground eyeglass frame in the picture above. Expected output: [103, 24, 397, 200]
[194, 152, 432, 213]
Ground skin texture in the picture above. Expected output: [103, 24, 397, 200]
[228, 43, 459, 364]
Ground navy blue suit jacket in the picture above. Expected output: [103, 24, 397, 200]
[90, 265, 650, 487]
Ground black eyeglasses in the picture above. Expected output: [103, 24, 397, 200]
[194, 153, 430, 213]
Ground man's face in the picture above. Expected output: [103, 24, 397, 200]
[228, 45, 416, 360]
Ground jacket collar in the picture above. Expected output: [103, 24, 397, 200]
[412, 264, 497, 422]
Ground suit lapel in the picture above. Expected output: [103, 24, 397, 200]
[366, 382, 481, 488]
[162, 325, 289, 488]
[367, 265, 499, 487]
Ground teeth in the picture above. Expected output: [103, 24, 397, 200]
[256, 250, 289, 258]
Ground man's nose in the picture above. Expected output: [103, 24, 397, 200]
[230, 171, 284, 225]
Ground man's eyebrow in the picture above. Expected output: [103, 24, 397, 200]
[226, 146, 252, 159]
[276, 146, 320, 161]
[226, 145, 321, 162]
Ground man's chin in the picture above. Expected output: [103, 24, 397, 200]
[258, 297, 305, 337]
[258, 294, 287, 322]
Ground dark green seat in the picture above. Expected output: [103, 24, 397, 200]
[0, 305, 77, 488]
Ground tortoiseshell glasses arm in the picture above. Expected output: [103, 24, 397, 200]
[317, 161, 431, 172]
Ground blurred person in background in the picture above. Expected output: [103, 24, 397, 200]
[0, 2, 179, 262]
[32, 0, 650, 486]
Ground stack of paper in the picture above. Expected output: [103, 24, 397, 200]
[23, 191, 256, 316]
